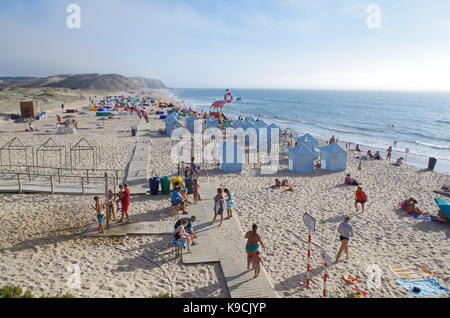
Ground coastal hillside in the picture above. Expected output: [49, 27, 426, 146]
[0, 74, 167, 90]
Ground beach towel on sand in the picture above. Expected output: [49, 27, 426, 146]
[396, 278, 449, 296]
[391, 266, 435, 280]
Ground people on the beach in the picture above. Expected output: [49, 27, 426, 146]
[394, 157, 404, 166]
[107, 190, 116, 221]
[116, 184, 123, 211]
[344, 173, 360, 186]
[329, 135, 336, 144]
[367, 150, 373, 159]
[118, 183, 131, 223]
[335, 216, 354, 263]
[210, 188, 226, 227]
[94, 196, 106, 234]
[355, 186, 367, 212]
[245, 224, 266, 270]
[191, 157, 201, 179]
[171, 183, 187, 214]
[373, 151, 382, 160]
[193, 178, 200, 203]
[173, 219, 192, 253]
[355, 144, 361, 152]
[251, 249, 264, 278]
[174, 216, 197, 245]
[386, 146, 393, 162]
[224, 188, 235, 219]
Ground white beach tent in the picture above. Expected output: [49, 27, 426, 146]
[288, 143, 316, 173]
[319, 143, 347, 172]
[255, 119, 268, 128]
[218, 141, 244, 173]
[205, 116, 219, 129]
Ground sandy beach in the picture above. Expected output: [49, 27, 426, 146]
[0, 90, 449, 299]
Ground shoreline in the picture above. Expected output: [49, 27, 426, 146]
[170, 89, 450, 175]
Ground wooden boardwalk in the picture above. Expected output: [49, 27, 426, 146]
[0, 181, 105, 195]
[182, 180, 278, 298]
[83, 221, 174, 237]
[125, 121, 151, 195]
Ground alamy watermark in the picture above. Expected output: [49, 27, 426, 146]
[66, 263, 81, 289]
[367, 4, 381, 29]
[66, 4, 81, 29]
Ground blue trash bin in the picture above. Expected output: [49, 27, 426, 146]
[185, 177, 194, 195]
[149, 177, 160, 195]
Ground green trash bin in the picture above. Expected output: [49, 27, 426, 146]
[161, 176, 171, 195]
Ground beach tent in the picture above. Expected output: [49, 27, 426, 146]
[185, 115, 197, 133]
[244, 117, 257, 126]
[206, 116, 219, 129]
[245, 122, 259, 146]
[165, 113, 182, 135]
[255, 120, 268, 128]
[434, 198, 450, 219]
[295, 133, 319, 159]
[288, 143, 316, 173]
[319, 143, 347, 172]
[266, 123, 280, 151]
[233, 120, 247, 129]
[218, 141, 244, 173]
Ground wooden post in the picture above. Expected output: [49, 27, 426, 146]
[105, 172, 110, 229]
[50, 175, 54, 194]
[86, 169, 90, 184]
[81, 177, 85, 195]
[58, 168, 61, 184]
[115, 170, 119, 185]
[17, 174, 22, 193]
[113, 176, 117, 194]
[27, 166, 31, 182]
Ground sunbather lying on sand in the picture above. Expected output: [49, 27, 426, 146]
[402, 198, 424, 214]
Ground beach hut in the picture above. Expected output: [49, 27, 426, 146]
[288, 143, 316, 173]
[165, 113, 182, 136]
[206, 116, 219, 129]
[245, 122, 259, 146]
[20, 100, 42, 119]
[319, 143, 347, 172]
[244, 117, 257, 126]
[233, 120, 247, 129]
[218, 142, 244, 173]
[185, 115, 196, 133]
[295, 133, 319, 158]
[265, 123, 280, 151]
[255, 119, 268, 128]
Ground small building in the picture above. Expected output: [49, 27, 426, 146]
[205, 116, 219, 129]
[295, 133, 319, 158]
[288, 143, 316, 173]
[319, 143, 347, 172]
[20, 100, 42, 119]
[218, 141, 244, 173]
[185, 115, 197, 133]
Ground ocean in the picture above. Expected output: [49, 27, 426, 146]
[171, 88, 450, 174]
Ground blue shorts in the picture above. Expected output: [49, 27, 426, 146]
[172, 199, 182, 206]
[97, 214, 105, 225]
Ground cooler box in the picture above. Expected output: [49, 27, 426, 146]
[161, 177, 171, 195]
[149, 177, 160, 195]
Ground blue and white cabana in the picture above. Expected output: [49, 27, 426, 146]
[295, 133, 319, 158]
[319, 143, 347, 172]
[255, 119, 268, 128]
[218, 142, 244, 173]
[205, 116, 219, 129]
[185, 115, 197, 133]
[288, 143, 316, 173]
[166, 118, 183, 136]
[165, 113, 181, 135]
[233, 120, 247, 129]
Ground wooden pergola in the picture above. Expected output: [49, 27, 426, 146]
[0, 137, 34, 171]
[36, 138, 66, 169]
[70, 138, 97, 169]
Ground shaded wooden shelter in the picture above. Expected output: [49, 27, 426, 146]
[20, 100, 42, 119]
[70, 138, 97, 169]
[36, 138, 66, 168]
[0, 137, 34, 170]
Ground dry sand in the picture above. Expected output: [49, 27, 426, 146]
[0, 90, 449, 298]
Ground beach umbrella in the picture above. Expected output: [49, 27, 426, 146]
[434, 198, 450, 219]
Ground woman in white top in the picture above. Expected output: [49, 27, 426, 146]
[335, 216, 354, 263]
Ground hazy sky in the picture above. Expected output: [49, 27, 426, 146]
[1, 0, 450, 90]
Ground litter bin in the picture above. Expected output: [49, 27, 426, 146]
[131, 127, 137, 136]
[161, 176, 171, 195]
[149, 177, 160, 195]
[185, 177, 194, 195]
[428, 157, 437, 170]
[171, 176, 183, 188]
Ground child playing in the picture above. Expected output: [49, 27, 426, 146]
[94, 196, 106, 234]
[210, 189, 226, 227]
[224, 188, 235, 219]
[193, 179, 200, 204]
[107, 190, 116, 221]
[252, 249, 264, 278]
[355, 186, 367, 212]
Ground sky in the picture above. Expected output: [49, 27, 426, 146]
[1, 0, 450, 90]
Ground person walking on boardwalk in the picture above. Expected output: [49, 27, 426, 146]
[94, 196, 106, 234]
[210, 189, 226, 227]
[224, 188, 235, 219]
[245, 224, 266, 270]
[118, 183, 131, 223]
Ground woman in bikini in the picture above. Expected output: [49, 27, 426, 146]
[244, 224, 266, 270]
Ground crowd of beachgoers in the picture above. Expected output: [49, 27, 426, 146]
[0, 90, 449, 298]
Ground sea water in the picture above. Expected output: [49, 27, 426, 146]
[171, 88, 450, 175]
